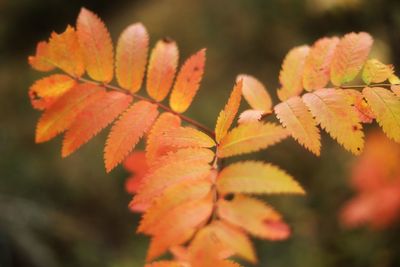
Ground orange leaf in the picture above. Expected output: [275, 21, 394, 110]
[77, 8, 114, 82]
[28, 26, 85, 77]
[274, 96, 321, 155]
[116, 23, 149, 92]
[330, 32, 373, 86]
[151, 147, 215, 169]
[123, 151, 148, 194]
[237, 74, 272, 112]
[303, 37, 339, 91]
[189, 226, 245, 267]
[146, 39, 179, 101]
[145, 261, 188, 267]
[217, 161, 305, 195]
[29, 74, 76, 110]
[35, 83, 104, 143]
[170, 49, 206, 113]
[277, 45, 310, 101]
[158, 127, 216, 148]
[62, 91, 132, 157]
[28, 41, 55, 72]
[207, 221, 257, 263]
[132, 161, 212, 205]
[47, 25, 85, 76]
[217, 122, 288, 158]
[138, 178, 212, 234]
[218, 195, 290, 240]
[340, 131, 400, 229]
[146, 112, 181, 164]
[302, 88, 364, 154]
[146, 194, 213, 261]
[215, 80, 243, 143]
[104, 101, 159, 172]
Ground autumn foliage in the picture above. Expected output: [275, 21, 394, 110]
[28, 7, 400, 267]
[340, 131, 400, 229]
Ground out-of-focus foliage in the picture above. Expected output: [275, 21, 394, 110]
[340, 131, 400, 229]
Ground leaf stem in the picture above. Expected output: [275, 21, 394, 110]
[74, 76, 215, 137]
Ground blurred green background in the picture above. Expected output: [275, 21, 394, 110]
[1, 0, 400, 266]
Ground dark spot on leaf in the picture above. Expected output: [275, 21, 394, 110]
[162, 37, 174, 43]
[224, 193, 234, 201]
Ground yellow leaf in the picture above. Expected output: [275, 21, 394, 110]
[216, 161, 305, 195]
[274, 96, 321, 155]
[363, 87, 400, 142]
[277, 45, 310, 101]
[159, 127, 216, 148]
[217, 195, 291, 240]
[389, 74, 400, 85]
[330, 32, 373, 86]
[362, 59, 394, 85]
[302, 88, 364, 154]
[303, 37, 339, 91]
[116, 23, 149, 92]
[147, 39, 179, 102]
[215, 81, 243, 142]
[236, 74, 272, 112]
[392, 85, 400, 97]
[77, 8, 114, 82]
[217, 122, 288, 158]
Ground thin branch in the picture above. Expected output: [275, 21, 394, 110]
[339, 83, 397, 89]
[74, 76, 215, 137]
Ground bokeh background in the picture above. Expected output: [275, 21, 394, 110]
[1, 0, 400, 266]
